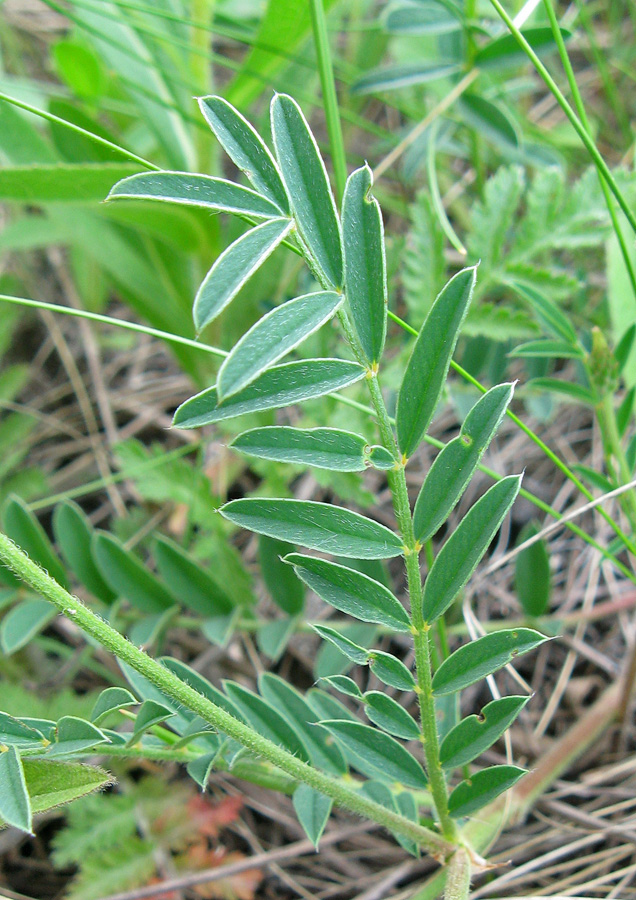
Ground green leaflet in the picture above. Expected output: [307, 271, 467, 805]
[53, 502, 116, 603]
[159, 658, 245, 724]
[127, 701, 174, 746]
[198, 96, 289, 213]
[4, 495, 68, 588]
[368, 651, 416, 691]
[529, 377, 596, 406]
[363, 692, 420, 740]
[231, 426, 370, 471]
[285, 554, 410, 630]
[515, 522, 551, 617]
[223, 681, 310, 762]
[422, 475, 522, 623]
[259, 536, 305, 616]
[293, 784, 332, 848]
[475, 27, 571, 70]
[107, 171, 283, 219]
[448, 765, 526, 818]
[352, 62, 461, 95]
[312, 624, 370, 665]
[342, 165, 387, 364]
[432, 629, 548, 696]
[319, 720, 427, 789]
[221, 499, 403, 559]
[21, 758, 112, 816]
[0, 713, 48, 750]
[93, 533, 176, 614]
[153, 536, 235, 618]
[439, 696, 530, 769]
[47, 717, 109, 757]
[396, 267, 476, 458]
[512, 282, 578, 344]
[0, 746, 31, 832]
[90, 688, 137, 725]
[0, 599, 56, 654]
[217, 291, 343, 400]
[318, 675, 363, 699]
[173, 359, 365, 429]
[193, 218, 293, 333]
[413, 383, 514, 542]
[385, 2, 461, 35]
[270, 94, 343, 288]
[0, 163, 144, 203]
[509, 339, 584, 359]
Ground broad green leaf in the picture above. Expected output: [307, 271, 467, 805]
[511, 282, 578, 344]
[529, 377, 595, 406]
[422, 475, 522, 623]
[0, 599, 56, 654]
[285, 554, 409, 630]
[475, 27, 571, 70]
[432, 629, 548, 696]
[509, 339, 584, 359]
[259, 536, 305, 615]
[515, 522, 551, 617]
[385, 1, 461, 34]
[367, 446, 396, 469]
[93, 533, 176, 613]
[352, 62, 461, 95]
[54, 40, 104, 99]
[271, 94, 342, 288]
[368, 650, 416, 691]
[0, 747, 32, 832]
[259, 673, 347, 775]
[47, 717, 109, 757]
[312, 624, 370, 665]
[231, 426, 370, 471]
[0, 164, 143, 203]
[153, 536, 234, 617]
[318, 675, 363, 699]
[448, 765, 526, 818]
[194, 219, 292, 333]
[364, 692, 420, 740]
[223, 681, 310, 762]
[187, 752, 217, 790]
[0, 713, 48, 750]
[221, 499, 403, 559]
[173, 359, 365, 429]
[53, 502, 116, 603]
[90, 688, 137, 725]
[218, 291, 343, 399]
[440, 696, 530, 770]
[3, 495, 68, 588]
[307, 689, 359, 723]
[319, 720, 427, 789]
[293, 785, 332, 848]
[107, 172, 283, 219]
[198, 96, 289, 213]
[128, 701, 174, 746]
[21, 758, 112, 815]
[413, 383, 514, 542]
[342, 165, 387, 364]
[397, 267, 476, 458]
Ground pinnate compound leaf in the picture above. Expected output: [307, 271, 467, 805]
[0, 747, 32, 833]
[342, 165, 387, 364]
[198, 96, 289, 213]
[285, 554, 410, 630]
[194, 218, 292, 333]
[223, 681, 310, 762]
[93, 533, 176, 614]
[218, 291, 343, 400]
[153, 536, 234, 618]
[107, 171, 283, 218]
[319, 720, 427, 789]
[173, 359, 365, 429]
[432, 629, 548, 696]
[413, 383, 514, 542]
[259, 536, 305, 615]
[448, 765, 526, 818]
[293, 784, 332, 848]
[271, 94, 342, 287]
[231, 426, 369, 471]
[422, 475, 522, 623]
[515, 522, 551, 617]
[440, 695, 530, 769]
[397, 267, 476, 458]
[4, 495, 68, 588]
[0, 599, 56, 654]
[90, 688, 137, 724]
[221, 499, 403, 559]
[364, 692, 420, 740]
[53, 502, 116, 603]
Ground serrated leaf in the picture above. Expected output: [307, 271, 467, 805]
[368, 650, 416, 691]
[342, 165, 386, 364]
[93, 533, 176, 614]
[528, 377, 595, 406]
[198, 96, 289, 212]
[0, 713, 47, 749]
[4, 495, 68, 588]
[271, 94, 342, 287]
[515, 522, 551, 617]
[475, 27, 570, 69]
[173, 359, 365, 429]
[231, 426, 370, 471]
[194, 218, 293, 333]
[509, 339, 583, 359]
[319, 720, 427, 789]
[293, 784, 332, 848]
[53, 502, 116, 603]
[128, 701, 174, 746]
[448, 765, 526, 817]
[0, 598, 56, 654]
[414, 383, 514, 542]
[221, 498, 403, 559]
[352, 62, 461, 95]
[397, 268, 476, 458]
[432, 628, 548, 696]
[218, 291, 343, 399]
[259, 536, 305, 615]
[107, 171, 283, 218]
[422, 475, 521, 623]
[364, 692, 420, 739]
[440, 696, 530, 769]
[285, 554, 409, 630]
[153, 536, 234, 618]
[223, 681, 310, 761]
[48, 717, 109, 757]
[0, 747, 32, 832]
[90, 688, 137, 725]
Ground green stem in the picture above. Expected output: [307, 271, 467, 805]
[595, 393, 636, 531]
[0, 532, 454, 860]
[444, 847, 471, 900]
